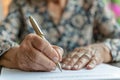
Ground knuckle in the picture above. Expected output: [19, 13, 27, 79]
[78, 47, 85, 51]
[68, 51, 77, 58]
[74, 52, 84, 58]
[21, 43, 32, 53]
[20, 44, 27, 53]
[68, 60, 74, 65]
[26, 34, 34, 39]
[80, 57, 89, 63]
[72, 57, 78, 63]
[66, 58, 71, 62]
[19, 44, 26, 51]
[62, 58, 70, 64]
[83, 53, 92, 60]
[25, 34, 38, 42]
[63, 58, 70, 64]
[20, 43, 26, 49]
[73, 54, 80, 59]
[32, 34, 43, 43]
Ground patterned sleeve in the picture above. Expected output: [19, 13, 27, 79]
[94, 0, 120, 62]
[0, 1, 21, 56]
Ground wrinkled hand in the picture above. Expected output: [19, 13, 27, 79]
[0, 34, 63, 71]
[62, 44, 112, 70]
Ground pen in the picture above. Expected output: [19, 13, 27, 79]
[29, 16, 62, 72]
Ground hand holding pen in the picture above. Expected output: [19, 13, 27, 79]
[29, 16, 63, 72]
[3, 16, 63, 72]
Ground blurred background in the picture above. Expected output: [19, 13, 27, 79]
[0, 0, 120, 24]
[0, 0, 11, 21]
[104, 0, 120, 24]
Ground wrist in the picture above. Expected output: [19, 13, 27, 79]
[102, 43, 112, 63]
[0, 46, 19, 69]
[89, 43, 112, 63]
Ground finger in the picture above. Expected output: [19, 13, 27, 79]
[28, 47, 56, 71]
[52, 45, 64, 61]
[62, 48, 87, 70]
[63, 52, 85, 70]
[62, 55, 79, 70]
[16, 46, 50, 71]
[86, 57, 97, 70]
[77, 47, 88, 52]
[86, 53, 103, 70]
[29, 34, 59, 63]
[62, 57, 72, 70]
[61, 51, 76, 69]
[67, 51, 77, 58]
[28, 64, 50, 72]
[20, 54, 49, 72]
[72, 53, 91, 70]
[94, 53, 104, 65]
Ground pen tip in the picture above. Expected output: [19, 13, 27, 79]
[57, 63, 62, 72]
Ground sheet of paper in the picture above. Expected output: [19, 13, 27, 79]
[1, 64, 120, 80]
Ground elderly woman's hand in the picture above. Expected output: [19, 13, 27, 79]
[0, 34, 63, 71]
[62, 43, 112, 70]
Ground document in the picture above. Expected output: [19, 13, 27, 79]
[1, 64, 120, 80]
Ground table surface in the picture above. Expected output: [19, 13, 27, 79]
[0, 63, 120, 80]
[0, 62, 120, 72]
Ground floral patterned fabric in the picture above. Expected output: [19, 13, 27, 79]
[0, 0, 120, 62]
[104, 0, 120, 24]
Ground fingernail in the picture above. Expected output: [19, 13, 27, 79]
[74, 65, 79, 69]
[53, 57, 59, 63]
[88, 64, 95, 68]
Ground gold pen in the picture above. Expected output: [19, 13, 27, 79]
[29, 16, 62, 72]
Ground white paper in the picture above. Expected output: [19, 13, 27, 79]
[1, 64, 120, 80]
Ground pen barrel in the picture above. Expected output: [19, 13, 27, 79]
[29, 16, 45, 39]
[29, 16, 62, 72]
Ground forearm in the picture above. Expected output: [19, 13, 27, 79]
[0, 25, 19, 68]
[0, 27, 19, 67]
[0, 26, 19, 57]
[0, 39, 18, 57]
